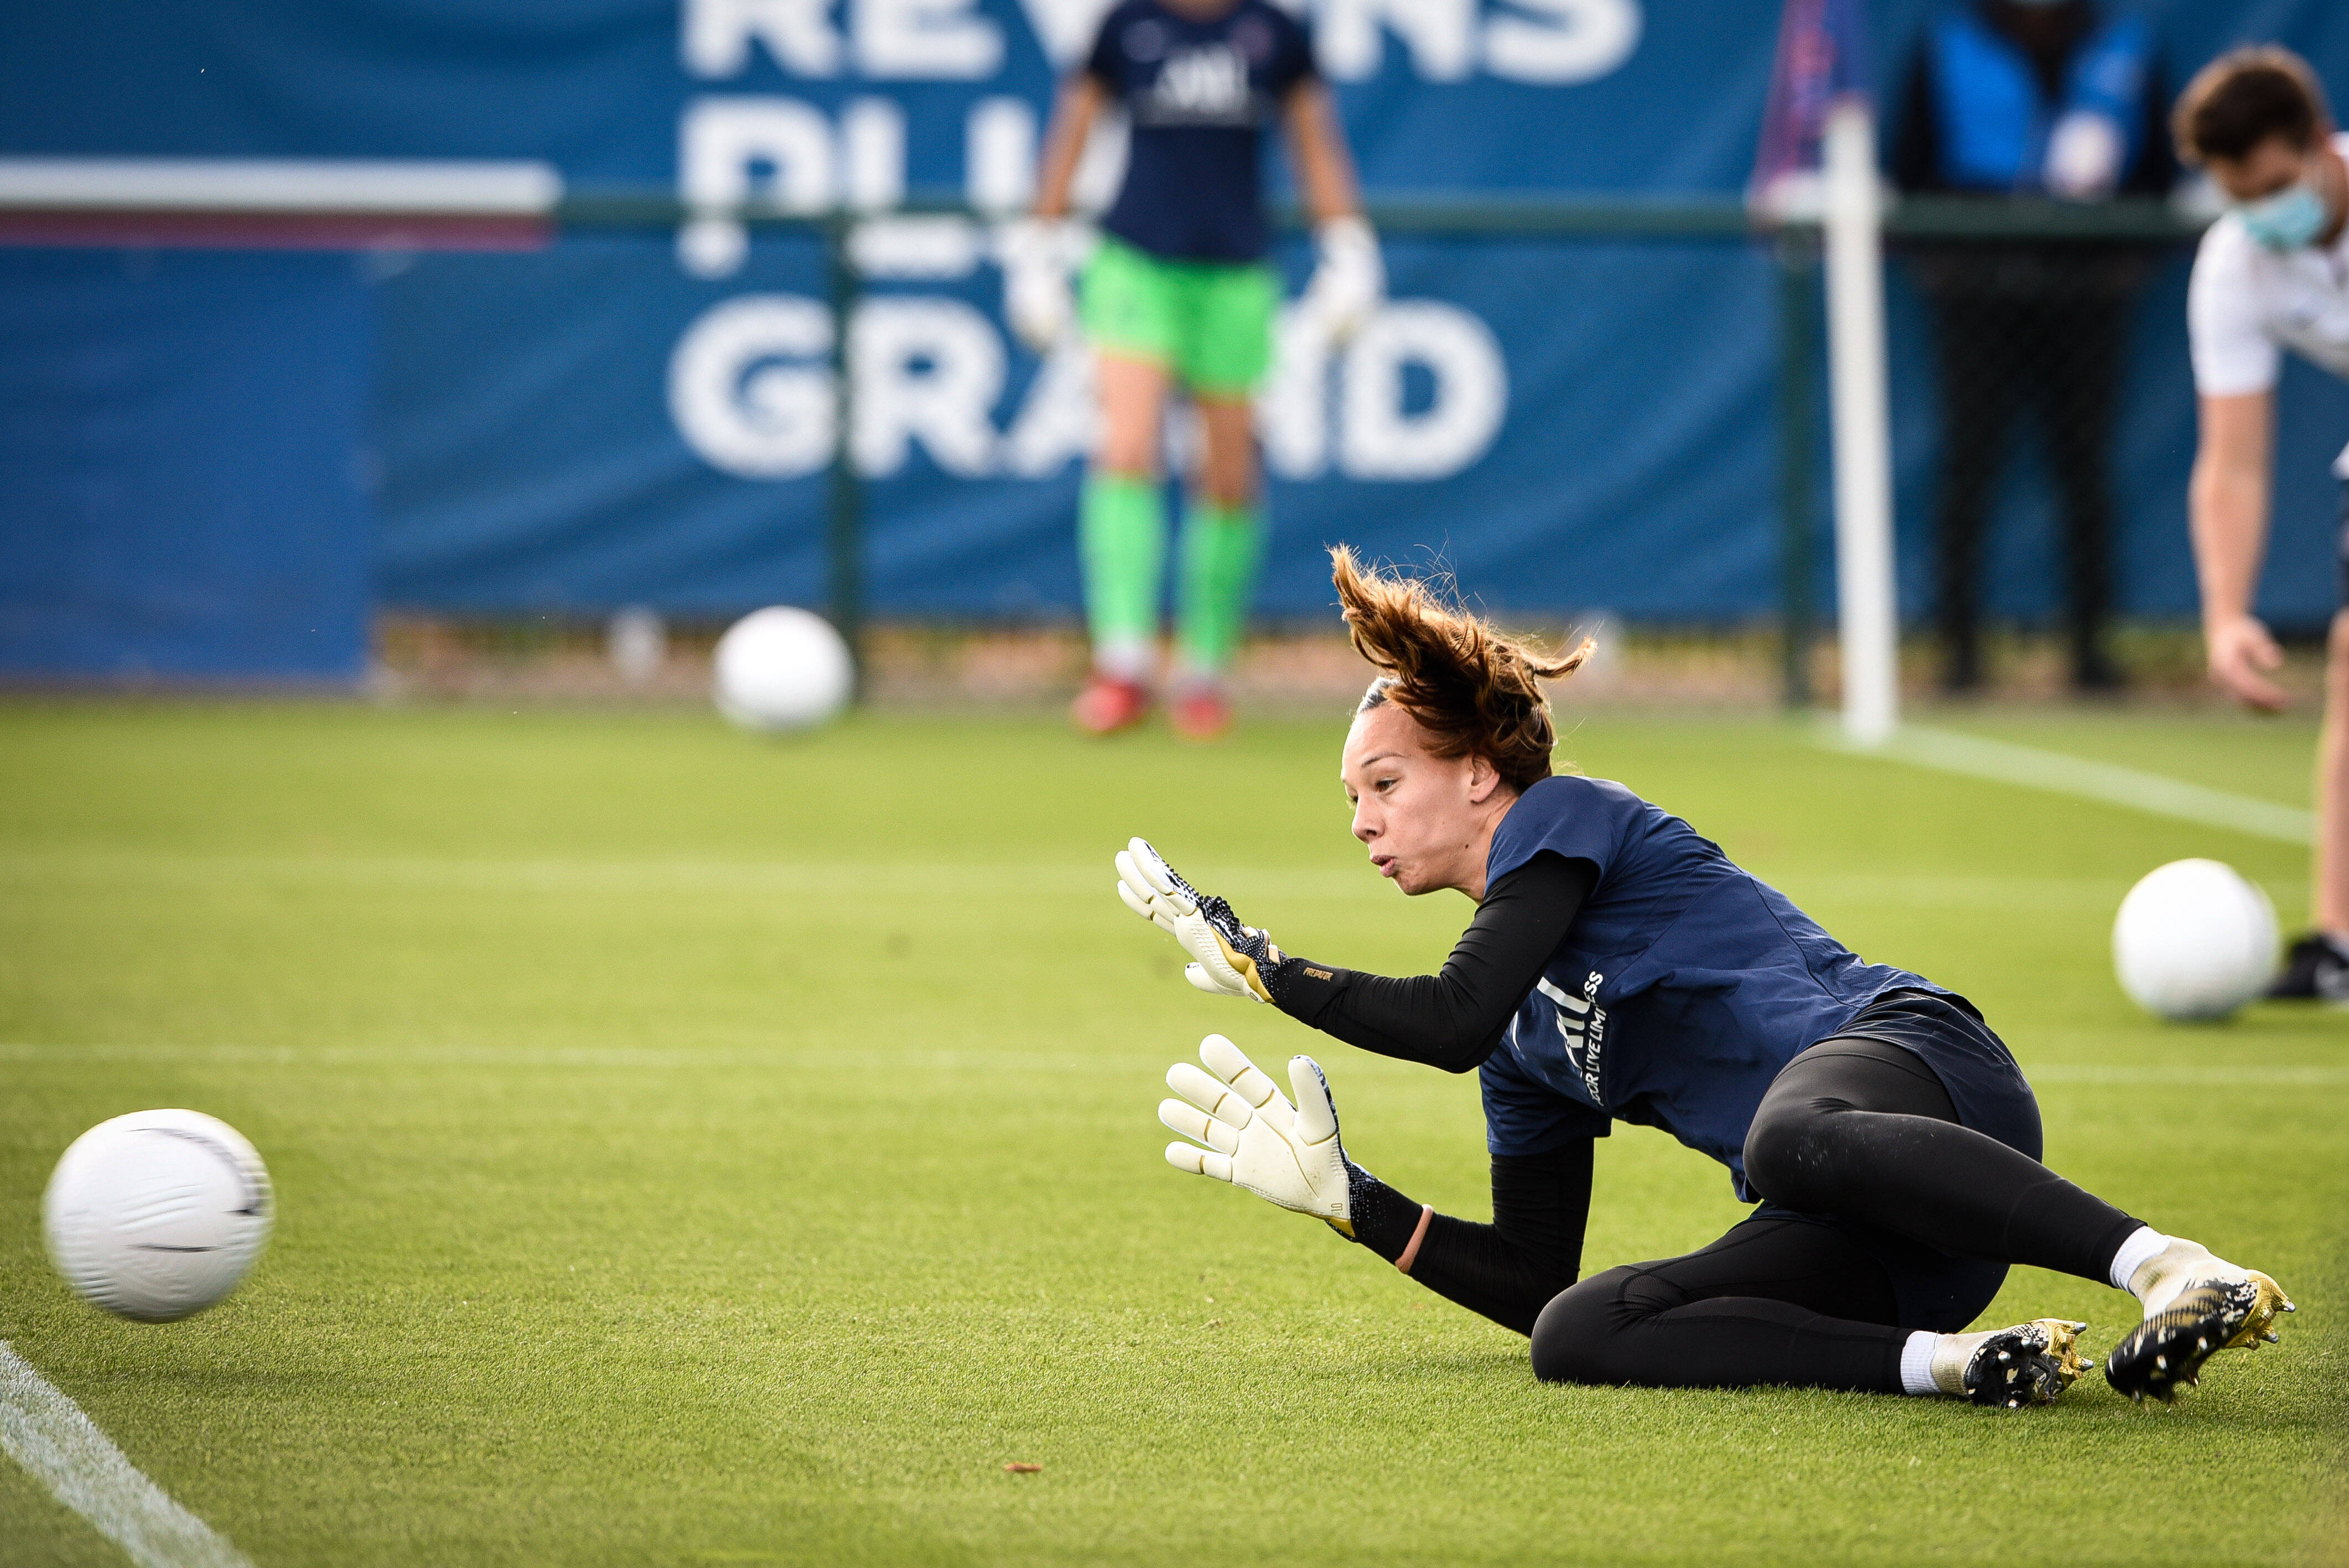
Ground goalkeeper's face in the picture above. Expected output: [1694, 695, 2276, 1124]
[1341, 704, 1510, 897]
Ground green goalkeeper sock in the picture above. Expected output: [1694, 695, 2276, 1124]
[1176, 500, 1262, 677]
[1080, 473, 1166, 678]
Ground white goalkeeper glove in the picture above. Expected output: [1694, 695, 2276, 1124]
[1295, 215, 1383, 344]
[997, 217, 1078, 354]
[1160, 1034, 1354, 1235]
[1116, 836, 1285, 1003]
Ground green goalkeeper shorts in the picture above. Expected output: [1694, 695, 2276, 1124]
[1080, 236, 1277, 398]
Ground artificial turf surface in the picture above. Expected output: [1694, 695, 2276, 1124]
[0, 699, 2342, 1567]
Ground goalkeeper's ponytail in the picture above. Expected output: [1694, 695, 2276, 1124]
[1330, 546, 1591, 793]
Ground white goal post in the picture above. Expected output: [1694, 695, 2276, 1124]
[1821, 98, 1899, 746]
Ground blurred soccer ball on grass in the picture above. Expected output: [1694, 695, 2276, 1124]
[2111, 858, 2278, 1021]
[44, 1109, 273, 1322]
[713, 606, 853, 733]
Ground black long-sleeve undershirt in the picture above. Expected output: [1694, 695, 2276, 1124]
[1252, 852, 1597, 1331]
[1262, 852, 1595, 1072]
[1345, 1145, 1594, 1336]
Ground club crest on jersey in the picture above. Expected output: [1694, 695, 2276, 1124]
[1535, 972, 1607, 1104]
[1144, 44, 1255, 124]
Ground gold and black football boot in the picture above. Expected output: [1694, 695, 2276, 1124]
[2106, 1242, 2295, 1404]
[1944, 1319, 2091, 1408]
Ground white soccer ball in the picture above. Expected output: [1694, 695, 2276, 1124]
[43, 1109, 273, 1322]
[2112, 859, 2279, 1021]
[713, 606, 853, 732]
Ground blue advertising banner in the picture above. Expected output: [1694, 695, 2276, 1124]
[4, 0, 2349, 679]
[0, 248, 372, 679]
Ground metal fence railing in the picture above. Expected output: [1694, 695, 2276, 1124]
[0, 163, 2211, 706]
[552, 190, 2203, 706]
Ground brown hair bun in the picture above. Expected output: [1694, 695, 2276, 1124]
[1331, 545, 1593, 792]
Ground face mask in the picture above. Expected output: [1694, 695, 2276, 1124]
[2239, 181, 2328, 251]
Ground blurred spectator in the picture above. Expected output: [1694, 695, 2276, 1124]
[1895, 1, 2176, 692]
[2172, 47, 2349, 998]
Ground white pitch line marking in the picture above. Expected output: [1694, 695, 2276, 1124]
[0, 1342, 253, 1568]
[1825, 724, 2315, 845]
[0, 852, 1389, 904]
[0, 1040, 1159, 1075]
[2, 1041, 2344, 1086]
[2021, 1063, 2349, 1086]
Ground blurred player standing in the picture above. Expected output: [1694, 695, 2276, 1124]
[2175, 49, 2349, 997]
[1003, 0, 1382, 738]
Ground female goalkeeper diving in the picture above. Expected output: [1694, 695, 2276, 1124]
[1003, 0, 1380, 739]
[1114, 548, 2295, 1407]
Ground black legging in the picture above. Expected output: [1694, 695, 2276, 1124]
[1744, 1037, 2137, 1281]
[1526, 1037, 2141, 1393]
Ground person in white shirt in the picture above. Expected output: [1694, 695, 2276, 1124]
[2179, 46, 2349, 998]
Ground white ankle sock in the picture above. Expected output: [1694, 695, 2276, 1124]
[1093, 638, 1153, 683]
[1899, 1331, 1942, 1396]
[2108, 1226, 2169, 1295]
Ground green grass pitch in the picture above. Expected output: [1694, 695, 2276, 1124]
[0, 700, 2342, 1566]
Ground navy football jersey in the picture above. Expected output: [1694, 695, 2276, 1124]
[1479, 775, 1942, 1199]
[1083, 0, 1316, 262]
